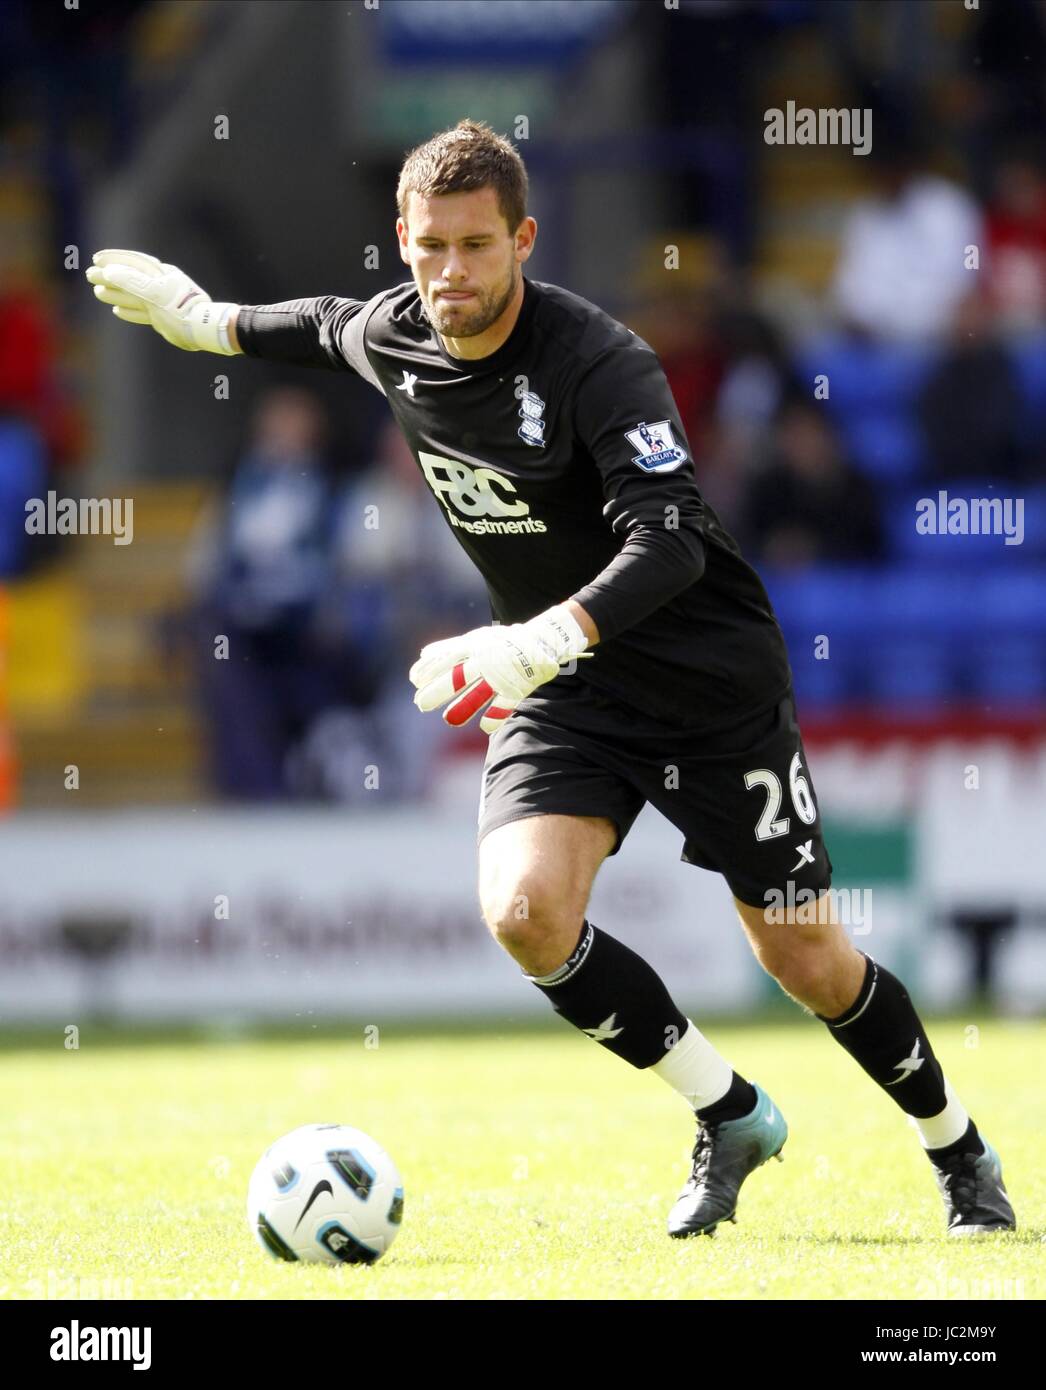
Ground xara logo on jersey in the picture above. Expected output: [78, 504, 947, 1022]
[625, 419, 688, 473]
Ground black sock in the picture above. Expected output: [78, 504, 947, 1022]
[926, 1119, 985, 1165]
[816, 952, 949, 1118]
[524, 919, 688, 1069]
[696, 1073, 758, 1124]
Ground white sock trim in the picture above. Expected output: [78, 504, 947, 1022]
[649, 1019, 734, 1111]
[908, 1076, 972, 1150]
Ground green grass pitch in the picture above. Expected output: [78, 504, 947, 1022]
[1, 1016, 1041, 1300]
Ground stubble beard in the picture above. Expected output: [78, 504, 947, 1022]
[427, 264, 519, 340]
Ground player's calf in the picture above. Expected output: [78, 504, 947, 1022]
[742, 896, 1016, 1235]
[478, 817, 784, 1236]
[735, 892, 866, 1018]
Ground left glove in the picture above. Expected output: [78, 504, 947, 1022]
[409, 603, 592, 735]
[85, 249, 239, 354]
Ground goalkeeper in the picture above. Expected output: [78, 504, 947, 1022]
[86, 119, 1015, 1241]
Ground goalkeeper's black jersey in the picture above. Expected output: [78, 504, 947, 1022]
[236, 275, 792, 730]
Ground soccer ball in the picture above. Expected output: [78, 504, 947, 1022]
[247, 1123, 404, 1265]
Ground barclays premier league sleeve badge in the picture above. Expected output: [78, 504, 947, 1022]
[625, 420, 689, 472]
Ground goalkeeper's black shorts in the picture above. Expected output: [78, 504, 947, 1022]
[476, 678, 832, 909]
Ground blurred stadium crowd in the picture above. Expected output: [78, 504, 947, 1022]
[1, 0, 1044, 808]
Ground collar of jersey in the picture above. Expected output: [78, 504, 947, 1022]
[429, 274, 538, 376]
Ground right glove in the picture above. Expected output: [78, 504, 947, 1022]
[409, 604, 592, 735]
[85, 249, 239, 354]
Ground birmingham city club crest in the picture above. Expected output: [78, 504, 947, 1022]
[517, 390, 547, 447]
[625, 420, 688, 472]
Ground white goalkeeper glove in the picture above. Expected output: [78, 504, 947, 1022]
[409, 603, 593, 735]
[85, 249, 239, 354]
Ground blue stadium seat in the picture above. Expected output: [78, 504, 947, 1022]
[1019, 485, 1046, 558]
[765, 566, 872, 705]
[787, 640, 854, 706]
[793, 336, 933, 483]
[865, 634, 954, 705]
[0, 419, 46, 579]
[966, 635, 1046, 701]
[845, 415, 926, 483]
[870, 567, 973, 635]
[974, 569, 1046, 626]
[764, 563, 1046, 709]
[1009, 331, 1046, 421]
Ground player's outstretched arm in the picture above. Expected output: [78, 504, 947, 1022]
[85, 249, 240, 355]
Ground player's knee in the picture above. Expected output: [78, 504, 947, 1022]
[480, 878, 571, 951]
[764, 940, 863, 1016]
[758, 941, 826, 1001]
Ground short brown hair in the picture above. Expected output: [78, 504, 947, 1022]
[396, 118, 528, 235]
